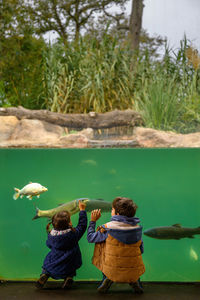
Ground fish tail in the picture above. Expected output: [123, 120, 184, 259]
[32, 207, 40, 220]
[13, 188, 20, 200]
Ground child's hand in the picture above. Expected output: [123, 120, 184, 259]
[79, 200, 86, 211]
[91, 209, 101, 222]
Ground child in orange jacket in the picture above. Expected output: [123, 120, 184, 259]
[87, 197, 145, 293]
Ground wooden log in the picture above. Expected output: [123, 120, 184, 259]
[0, 107, 143, 129]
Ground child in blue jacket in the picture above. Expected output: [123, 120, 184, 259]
[36, 200, 87, 289]
[87, 197, 145, 293]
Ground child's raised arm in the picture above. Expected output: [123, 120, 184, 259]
[87, 209, 108, 243]
[74, 200, 88, 240]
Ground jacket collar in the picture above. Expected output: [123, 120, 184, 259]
[50, 228, 71, 236]
[111, 215, 140, 226]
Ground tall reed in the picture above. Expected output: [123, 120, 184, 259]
[41, 36, 200, 133]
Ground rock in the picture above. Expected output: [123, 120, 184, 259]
[88, 139, 139, 148]
[9, 119, 64, 143]
[0, 116, 19, 142]
[79, 128, 94, 139]
[133, 127, 200, 147]
[0, 118, 90, 148]
[59, 134, 88, 148]
[1, 116, 200, 148]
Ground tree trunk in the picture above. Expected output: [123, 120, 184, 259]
[129, 0, 144, 50]
[0, 107, 143, 129]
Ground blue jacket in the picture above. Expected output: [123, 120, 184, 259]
[87, 215, 144, 253]
[43, 210, 87, 279]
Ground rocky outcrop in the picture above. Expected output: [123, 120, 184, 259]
[0, 116, 19, 141]
[132, 127, 200, 148]
[0, 117, 93, 148]
[1, 116, 200, 148]
[10, 119, 64, 142]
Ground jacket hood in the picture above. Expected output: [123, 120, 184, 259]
[111, 215, 140, 226]
[47, 230, 78, 250]
[103, 215, 142, 244]
[107, 227, 143, 244]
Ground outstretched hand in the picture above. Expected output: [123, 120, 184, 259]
[79, 200, 86, 211]
[91, 209, 101, 222]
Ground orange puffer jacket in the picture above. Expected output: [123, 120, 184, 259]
[92, 233, 145, 283]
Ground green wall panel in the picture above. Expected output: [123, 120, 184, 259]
[0, 149, 200, 281]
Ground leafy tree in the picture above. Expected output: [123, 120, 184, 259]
[102, 0, 144, 50]
[0, 35, 46, 108]
[25, 0, 128, 43]
[0, 0, 47, 108]
[0, 0, 33, 38]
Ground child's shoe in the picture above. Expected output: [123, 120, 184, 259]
[35, 273, 49, 289]
[97, 276, 113, 293]
[62, 277, 74, 289]
[129, 279, 144, 294]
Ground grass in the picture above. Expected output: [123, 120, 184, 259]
[11, 36, 200, 133]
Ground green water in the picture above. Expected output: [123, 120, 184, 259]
[0, 149, 200, 281]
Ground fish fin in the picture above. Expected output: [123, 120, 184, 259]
[172, 224, 182, 227]
[13, 188, 20, 200]
[32, 207, 40, 220]
[37, 195, 40, 198]
[20, 195, 23, 199]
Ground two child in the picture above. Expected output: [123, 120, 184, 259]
[37, 197, 145, 293]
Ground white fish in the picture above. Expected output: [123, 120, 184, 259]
[189, 247, 198, 261]
[13, 182, 48, 200]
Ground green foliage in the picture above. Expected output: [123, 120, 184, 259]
[1, 18, 200, 134]
[134, 39, 200, 133]
[25, 0, 128, 43]
[0, 81, 6, 106]
[0, 35, 46, 108]
[135, 73, 180, 131]
[0, 0, 33, 38]
[41, 36, 136, 113]
[39, 36, 200, 133]
[0, 0, 45, 108]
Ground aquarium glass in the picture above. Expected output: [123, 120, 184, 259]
[0, 148, 200, 281]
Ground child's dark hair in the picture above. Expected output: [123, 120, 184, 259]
[52, 211, 71, 230]
[46, 211, 75, 232]
[112, 197, 138, 217]
[46, 211, 72, 232]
